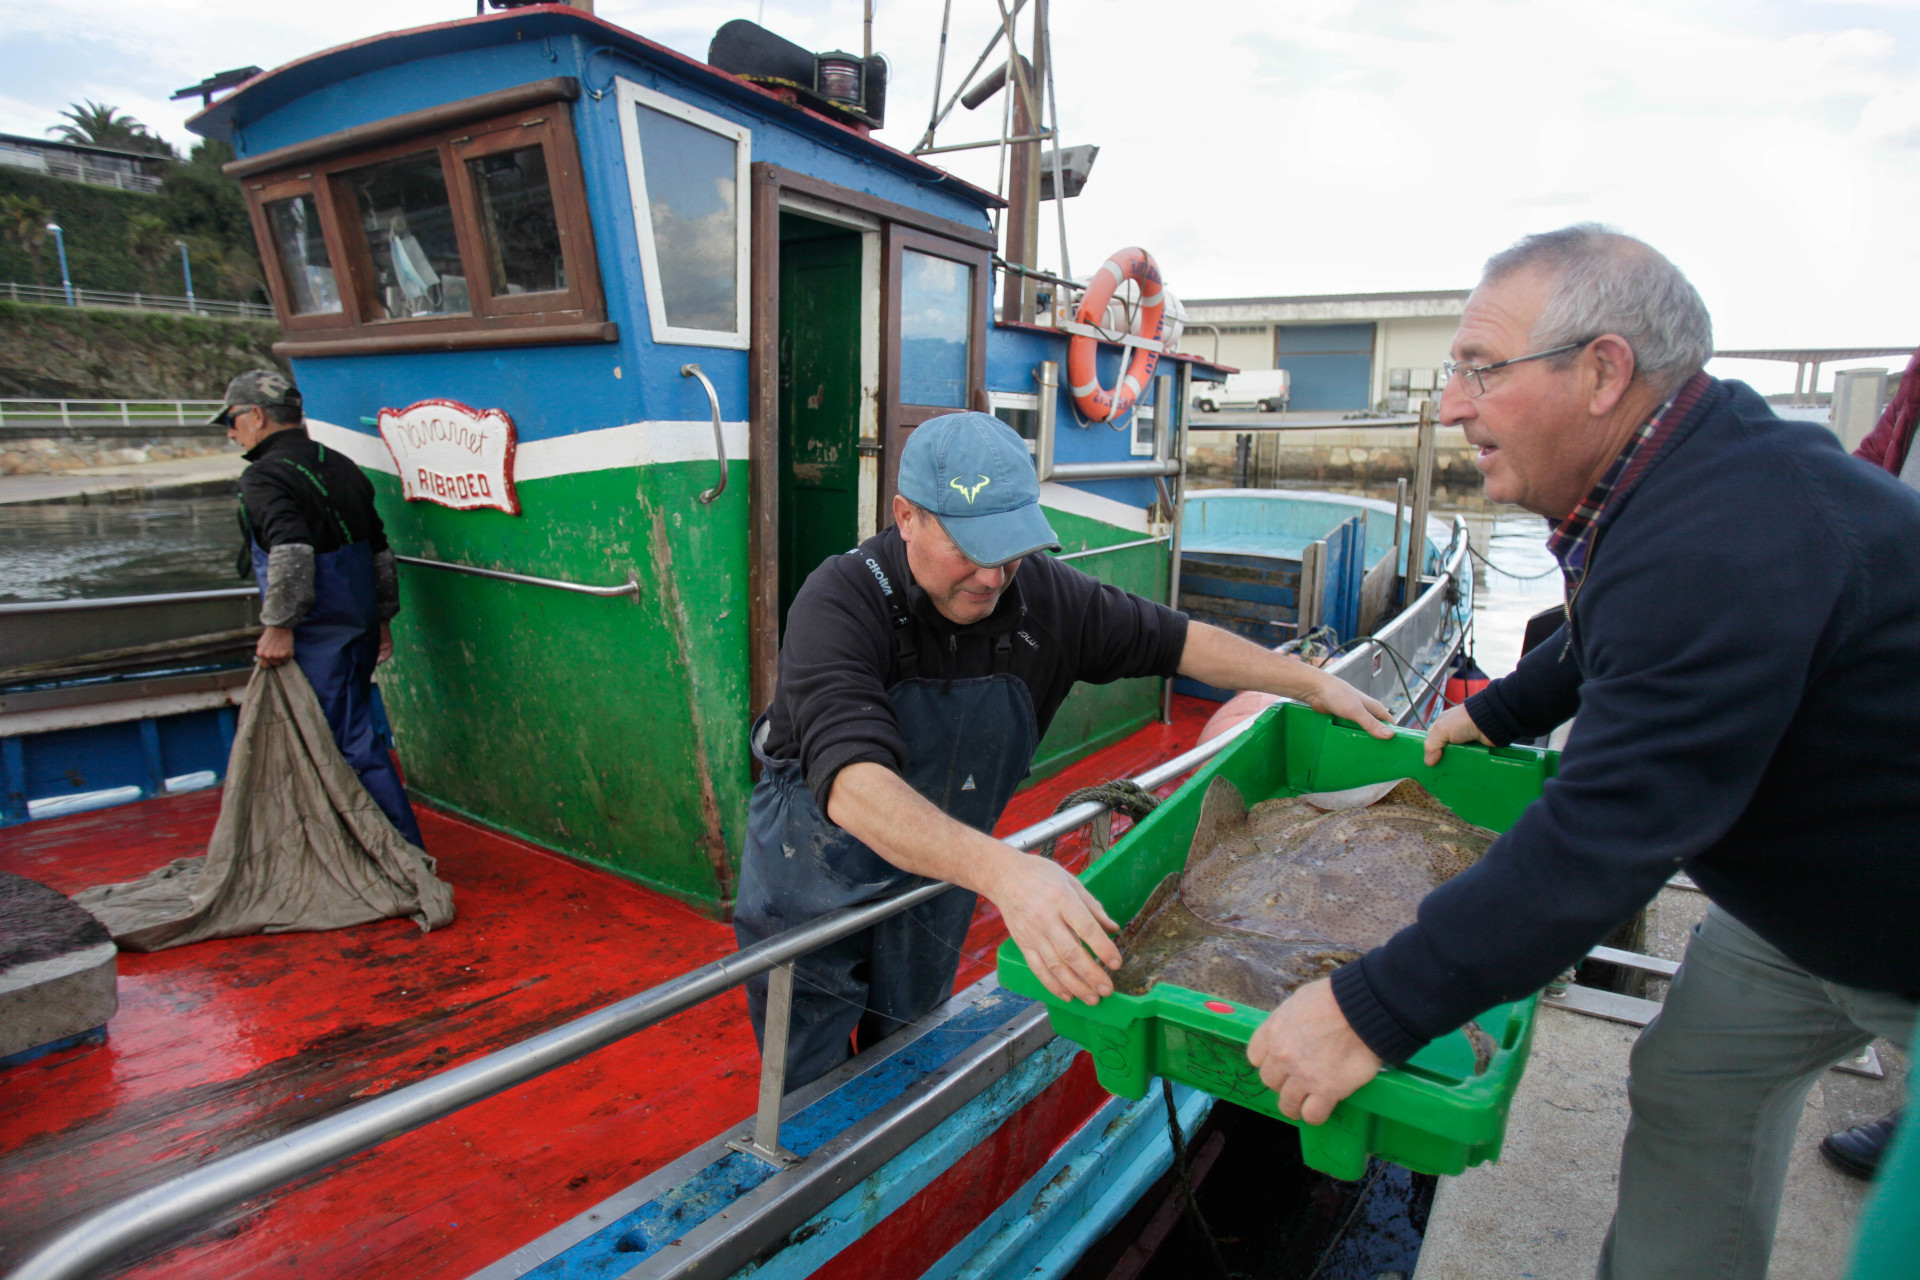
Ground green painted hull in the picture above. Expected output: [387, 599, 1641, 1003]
[377, 459, 751, 916]
[375, 466, 1165, 917]
[1030, 507, 1170, 783]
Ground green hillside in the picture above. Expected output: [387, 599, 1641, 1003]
[0, 141, 266, 305]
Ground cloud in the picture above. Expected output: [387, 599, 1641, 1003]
[0, 0, 1910, 348]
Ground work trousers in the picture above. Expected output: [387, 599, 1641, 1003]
[1596, 905, 1915, 1280]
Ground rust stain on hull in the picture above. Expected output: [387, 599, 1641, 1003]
[647, 507, 737, 912]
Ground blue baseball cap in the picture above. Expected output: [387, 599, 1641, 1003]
[898, 412, 1060, 567]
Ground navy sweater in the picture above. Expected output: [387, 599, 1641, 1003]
[1332, 379, 1920, 1064]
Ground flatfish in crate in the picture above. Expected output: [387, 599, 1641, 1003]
[1114, 774, 1499, 1066]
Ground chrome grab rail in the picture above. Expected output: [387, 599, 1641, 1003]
[392, 555, 638, 599]
[6, 717, 1251, 1280]
[0, 587, 259, 615]
[681, 363, 728, 504]
[1053, 535, 1170, 562]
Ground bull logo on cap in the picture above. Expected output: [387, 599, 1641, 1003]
[950, 475, 991, 504]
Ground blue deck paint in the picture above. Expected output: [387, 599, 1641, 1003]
[0, 1026, 108, 1070]
[525, 989, 1039, 1277]
[2, 702, 238, 827]
[918, 1082, 1212, 1280]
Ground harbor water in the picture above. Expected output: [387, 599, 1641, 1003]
[0, 497, 244, 603]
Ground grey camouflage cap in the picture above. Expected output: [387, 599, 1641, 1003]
[208, 369, 302, 426]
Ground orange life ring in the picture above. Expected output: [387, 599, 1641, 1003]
[1066, 247, 1167, 423]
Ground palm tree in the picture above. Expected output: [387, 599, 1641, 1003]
[49, 101, 177, 160]
[1, 194, 53, 283]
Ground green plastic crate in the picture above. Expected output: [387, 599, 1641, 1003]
[997, 700, 1559, 1179]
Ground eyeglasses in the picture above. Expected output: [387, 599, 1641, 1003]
[1443, 338, 1597, 399]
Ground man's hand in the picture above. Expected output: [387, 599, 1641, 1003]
[1177, 622, 1395, 739]
[1246, 978, 1382, 1125]
[1301, 672, 1396, 741]
[984, 852, 1122, 1005]
[256, 625, 295, 668]
[1422, 703, 1493, 767]
[377, 621, 394, 666]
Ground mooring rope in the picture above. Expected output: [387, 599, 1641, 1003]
[1162, 1077, 1234, 1279]
[1037, 780, 1161, 860]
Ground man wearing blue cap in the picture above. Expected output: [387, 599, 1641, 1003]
[733, 411, 1394, 1089]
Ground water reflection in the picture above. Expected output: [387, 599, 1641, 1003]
[0, 497, 243, 602]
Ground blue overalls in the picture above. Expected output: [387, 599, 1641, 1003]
[248, 512, 424, 851]
[732, 573, 1037, 1090]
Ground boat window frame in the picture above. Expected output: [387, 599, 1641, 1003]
[250, 174, 355, 334]
[239, 91, 607, 356]
[613, 78, 753, 351]
[882, 223, 992, 500]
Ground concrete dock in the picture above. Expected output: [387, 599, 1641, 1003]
[1415, 886, 1908, 1279]
[0, 451, 245, 506]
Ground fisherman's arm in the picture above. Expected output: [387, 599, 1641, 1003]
[826, 762, 1121, 1005]
[241, 467, 315, 668]
[357, 470, 400, 663]
[1255, 520, 1840, 1117]
[1177, 621, 1396, 739]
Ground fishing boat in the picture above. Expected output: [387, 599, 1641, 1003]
[0, 6, 1308, 1278]
[1175, 482, 1475, 728]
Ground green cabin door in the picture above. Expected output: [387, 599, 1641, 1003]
[778, 219, 864, 630]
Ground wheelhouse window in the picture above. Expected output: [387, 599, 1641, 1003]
[899, 250, 973, 407]
[615, 79, 751, 349]
[468, 145, 565, 296]
[235, 80, 605, 354]
[344, 150, 469, 318]
[262, 191, 340, 315]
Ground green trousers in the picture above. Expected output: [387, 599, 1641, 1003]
[1595, 906, 1914, 1280]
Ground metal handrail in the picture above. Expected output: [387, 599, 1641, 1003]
[7, 717, 1251, 1280]
[392, 555, 638, 599]
[1053, 535, 1169, 562]
[1046, 458, 1182, 481]
[0, 398, 227, 430]
[0, 588, 259, 615]
[1, 281, 271, 319]
[681, 363, 728, 504]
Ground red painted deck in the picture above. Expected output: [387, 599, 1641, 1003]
[0, 696, 1213, 1279]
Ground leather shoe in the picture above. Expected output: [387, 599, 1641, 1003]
[1820, 1108, 1901, 1180]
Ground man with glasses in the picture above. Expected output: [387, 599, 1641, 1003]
[1245, 225, 1919, 1279]
[218, 370, 423, 848]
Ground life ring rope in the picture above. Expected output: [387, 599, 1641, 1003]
[1065, 247, 1167, 424]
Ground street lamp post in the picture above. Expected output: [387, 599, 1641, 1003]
[46, 223, 73, 307]
[176, 240, 196, 314]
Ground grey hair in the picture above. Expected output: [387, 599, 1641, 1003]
[263, 401, 304, 426]
[1481, 224, 1713, 395]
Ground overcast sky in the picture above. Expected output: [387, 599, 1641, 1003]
[2, 0, 1913, 392]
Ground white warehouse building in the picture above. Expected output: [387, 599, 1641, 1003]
[1176, 289, 1470, 413]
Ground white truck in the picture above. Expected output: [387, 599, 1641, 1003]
[1192, 368, 1290, 413]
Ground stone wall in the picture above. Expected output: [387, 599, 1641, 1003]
[0, 301, 283, 399]
[1187, 425, 1481, 488]
[1, 435, 236, 476]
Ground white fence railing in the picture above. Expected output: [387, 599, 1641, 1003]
[0, 149, 165, 194]
[0, 399, 227, 432]
[2, 281, 273, 320]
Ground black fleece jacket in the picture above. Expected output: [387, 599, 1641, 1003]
[237, 427, 389, 557]
[764, 526, 1190, 816]
[1332, 379, 1920, 1065]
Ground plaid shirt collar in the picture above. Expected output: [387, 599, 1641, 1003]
[1546, 371, 1711, 578]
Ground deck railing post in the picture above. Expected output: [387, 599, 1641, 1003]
[728, 961, 801, 1169]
